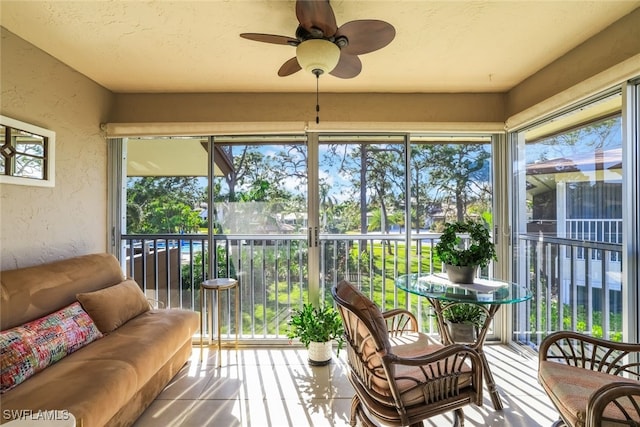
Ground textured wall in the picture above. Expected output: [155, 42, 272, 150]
[0, 28, 113, 270]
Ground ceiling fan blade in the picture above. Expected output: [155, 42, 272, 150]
[296, 0, 338, 37]
[329, 53, 362, 79]
[278, 57, 302, 77]
[336, 20, 396, 55]
[240, 33, 298, 46]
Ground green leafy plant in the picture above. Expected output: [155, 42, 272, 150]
[435, 220, 497, 268]
[442, 303, 485, 328]
[287, 303, 345, 354]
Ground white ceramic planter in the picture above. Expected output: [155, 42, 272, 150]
[307, 341, 333, 366]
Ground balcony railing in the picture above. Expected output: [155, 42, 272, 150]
[122, 232, 623, 347]
[122, 233, 443, 340]
[514, 233, 623, 346]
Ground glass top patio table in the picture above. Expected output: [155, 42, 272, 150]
[395, 273, 532, 411]
[395, 273, 532, 305]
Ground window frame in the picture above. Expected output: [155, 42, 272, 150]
[0, 115, 55, 187]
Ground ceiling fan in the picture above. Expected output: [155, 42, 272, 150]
[240, 0, 395, 79]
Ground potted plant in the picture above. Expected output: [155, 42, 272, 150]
[287, 303, 345, 366]
[434, 220, 497, 283]
[442, 303, 486, 343]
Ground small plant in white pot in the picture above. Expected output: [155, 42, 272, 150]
[287, 303, 345, 366]
[435, 220, 497, 284]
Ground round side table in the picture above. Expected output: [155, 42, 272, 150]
[200, 278, 239, 367]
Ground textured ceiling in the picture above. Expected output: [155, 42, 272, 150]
[1, 1, 639, 94]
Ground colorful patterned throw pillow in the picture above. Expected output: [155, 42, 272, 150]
[0, 301, 103, 393]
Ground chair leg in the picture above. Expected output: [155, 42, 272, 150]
[409, 422, 425, 427]
[351, 395, 379, 427]
[453, 408, 464, 427]
[350, 395, 360, 427]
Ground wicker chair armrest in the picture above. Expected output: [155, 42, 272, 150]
[540, 331, 640, 357]
[382, 308, 419, 336]
[385, 344, 483, 402]
[540, 331, 640, 377]
[388, 343, 481, 368]
[586, 381, 640, 427]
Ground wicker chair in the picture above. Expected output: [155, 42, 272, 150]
[331, 280, 483, 427]
[538, 331, 640, 427]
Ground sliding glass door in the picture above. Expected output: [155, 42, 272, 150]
[210, 135, 309, 339]
[316, 134, 407, 309]
[112, 130, 500, 341]
[314, 133, 495, 334]
[511, 90, 626, 346]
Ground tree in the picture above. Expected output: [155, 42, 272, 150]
[367, 209, 403, 233]
[318, 144, 357, 233]
[417, 144, 491, 223]
[126, 177, 206, 233]
[410, 148, 437, 232]
[350, 144, 405, 254]
[213, 144, 306, 234]
[319, 181, 339, 232]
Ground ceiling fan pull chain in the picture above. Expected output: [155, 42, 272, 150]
[315, 72, 320, 124]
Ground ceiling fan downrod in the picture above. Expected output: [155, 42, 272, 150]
[314, 70, 321, 124]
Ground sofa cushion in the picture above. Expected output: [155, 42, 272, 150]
[0, 302, 102, 393]
[0, 308, 199, 427]
[77, 279, 150, 333]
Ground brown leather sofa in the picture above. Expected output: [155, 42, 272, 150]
[0, 253, 199, 426]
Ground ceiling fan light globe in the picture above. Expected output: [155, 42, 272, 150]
[296, 39, 340, 75]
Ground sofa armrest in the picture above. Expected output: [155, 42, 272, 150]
[382, 309, 419, 336]
[539, 331, 640, 377]
[586, 381, 640, 426]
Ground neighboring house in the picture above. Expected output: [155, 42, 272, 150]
[526, 148, 623, 306]
[280, 212, 308, 230]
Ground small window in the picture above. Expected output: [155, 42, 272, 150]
[0, 116, 55, 187]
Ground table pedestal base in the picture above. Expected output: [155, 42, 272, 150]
[431, 300, 503, 410]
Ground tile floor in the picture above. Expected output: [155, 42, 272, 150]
[133, 344, 559, 427]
